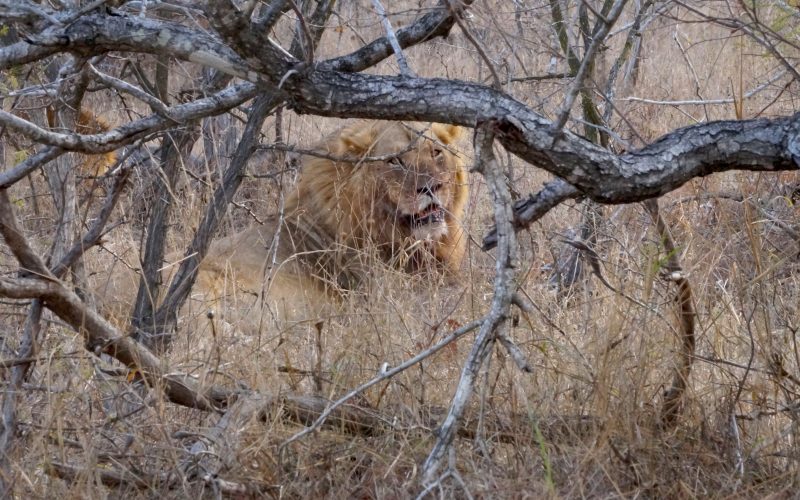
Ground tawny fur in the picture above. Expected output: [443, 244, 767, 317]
[47, 107, 117, 176]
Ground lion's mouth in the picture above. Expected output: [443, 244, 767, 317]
[401, 203, 446, 229]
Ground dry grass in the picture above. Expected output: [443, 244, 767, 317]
[1, 1, 800, 498]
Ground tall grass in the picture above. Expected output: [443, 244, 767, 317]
[1, 1, 799, 497]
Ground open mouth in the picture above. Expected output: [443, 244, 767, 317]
[401, 204, 445, 228]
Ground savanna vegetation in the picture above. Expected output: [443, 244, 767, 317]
[1, 0, 800, 497]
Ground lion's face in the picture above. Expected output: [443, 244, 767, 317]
[365, 125, 461, 242]
[286, 120, 468, 273]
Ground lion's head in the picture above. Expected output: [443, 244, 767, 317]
[284, 121, 468, 274]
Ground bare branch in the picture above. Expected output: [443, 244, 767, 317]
[552, 0, 628, 131]
[449, 0, 501, 89]
[483, 179, 580, 250]
[372, 0, 414, 77]
[322, 0, 475, 73]
[0, 146, 65, 188]
[0, 190, 233, 411]
[0, 82, 258, 154]
[282, 319, 483, 448]
[87, 63, 174, 119]
[423, 121, 518, 483]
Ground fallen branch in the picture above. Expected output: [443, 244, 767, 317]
[0, 190, 235, 412]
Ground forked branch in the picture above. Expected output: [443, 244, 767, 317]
[422, 121, 518, 484]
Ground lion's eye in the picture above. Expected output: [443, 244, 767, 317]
[390, 157, 406, 169]
[433, 148, 443, 157]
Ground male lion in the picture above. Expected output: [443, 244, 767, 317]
[159, 120, 468, 336]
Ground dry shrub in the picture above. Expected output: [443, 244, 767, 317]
[1, 1, 800, 498]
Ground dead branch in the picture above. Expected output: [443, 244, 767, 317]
[0, 82, 259, 155]
[0, 190, 234, 411]
[45, 460, 268, 495]
[1, 6, 798, 209]
[371, 0, 413, 77]
[282, 318, 483, 447]
[483, 179, 580, 250]
[0, 146, 65, 188]
[423, 121, 518, 483]
[643, 199, 696, 428]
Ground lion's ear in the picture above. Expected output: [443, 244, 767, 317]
[431, 124, 463, 145]
[339, 125, 379, 154]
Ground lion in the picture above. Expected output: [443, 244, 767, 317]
[97, 120, 468, 341]
[182, 120, 468, 333]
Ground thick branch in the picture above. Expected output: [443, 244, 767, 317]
[281, 72, 800, 202]
[321, 1, 472, 72]
[483, 179, 581, 249]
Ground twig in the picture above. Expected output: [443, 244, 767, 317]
[448, 0, 500, 88]
[281, 319, 482, 448]
[372, 0, 414, 77]
[601, 0, 654, 124]
[87, 63, 176, 120]
[509, 72, 569, 82]
[496, 331, 532, 372]
[258, 125, 453, 163]
[552, 0, 628, 132]
[673, 29, 708, 121]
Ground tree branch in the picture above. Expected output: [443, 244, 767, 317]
[0, 190, 233, 411]
[0, 82, 258, 154]
[4, 8, 798, 211]
[423, 121, 518, 483]
[483, 179, 581, 249]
